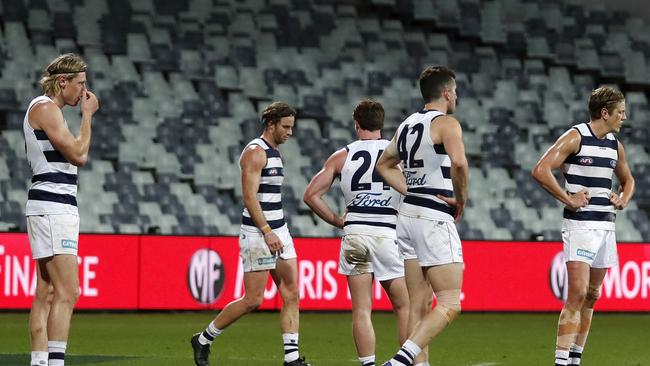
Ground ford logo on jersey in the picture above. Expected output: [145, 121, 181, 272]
[351, 192, 392, 207]
[405, 171, 427, 186]
[267, 168, 278, 175]
[579, 157, 593, 165]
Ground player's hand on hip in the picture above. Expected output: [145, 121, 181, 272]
[263, 231, 284, 256]
[609, 192, 626, 210]
[335, 214, 345, 229]
[453, 203, 465, 222]
[566, 189, 590, 210]
[81, 91, 99, 116]
[437, 194, 466, 222]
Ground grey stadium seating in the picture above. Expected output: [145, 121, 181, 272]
[0, 0, 648, 241]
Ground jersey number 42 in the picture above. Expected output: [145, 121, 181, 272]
[397, 124, 424, 168]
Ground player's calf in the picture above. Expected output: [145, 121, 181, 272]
[569, 286, 599, 366]
[555, 305, 581, 366]
[241, 294, 264, 313]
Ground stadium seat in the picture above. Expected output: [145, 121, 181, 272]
[0, 0, 647, 242]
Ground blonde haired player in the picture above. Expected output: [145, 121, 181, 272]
[533, 87, 635, 366]
[25, 53, 99, 366]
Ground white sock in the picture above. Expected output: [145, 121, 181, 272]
[569, 345, 584, 366]
[402, 340, 421, 357]
[390, 339, 421, 366]
[283, 332, 300, 363]
[30, 351, 48, 366]
[48, 341, 66, 366]
[414, 363, 430, 366]
[359, 355, 375, 366]
[198, 322, 222, 345]
[555, 349, 570, 366]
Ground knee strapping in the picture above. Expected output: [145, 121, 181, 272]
[434, 290, 461, 323]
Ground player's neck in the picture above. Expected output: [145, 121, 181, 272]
[357, 129, 380, 140]
[587, 120, 611, 138]
[260, 132, 278, 149]
[423, 100, 447, 114]
[47, 93, 65, 109]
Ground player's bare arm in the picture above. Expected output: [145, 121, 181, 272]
[532, 129, 589, 210]
[610, 141, 635, 210]
[29, 91, 98, 167]
[436, 116, 468, 221]
[303, 148, 347, 229]
[240, 145, 283, 255]
[376, 135, 407, 195]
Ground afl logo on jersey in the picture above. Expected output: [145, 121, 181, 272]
[549, 251, 568, 301]
[609, 159, 617, 168]
[187, 248, 225, 304]
[579, 157, 593, 165]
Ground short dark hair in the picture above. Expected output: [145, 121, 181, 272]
[588, 87, 625, 119]
[353, 99, 384, 131]
[261, 102, 296, 127]
[419, 66, 456, 102]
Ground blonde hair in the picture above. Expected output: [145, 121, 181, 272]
[39, 53, 87, 95]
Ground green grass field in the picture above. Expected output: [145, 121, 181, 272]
[0, 312, 648, 366]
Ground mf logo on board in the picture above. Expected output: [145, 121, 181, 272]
[187, 249, 225, 304]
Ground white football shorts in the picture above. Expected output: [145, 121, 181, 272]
[27, 214, 80, 259]
[562, 229, 617, 268]
[338, 233, 404, 281]
[239, 225, 297, 272]
[396, 214, 463, 266]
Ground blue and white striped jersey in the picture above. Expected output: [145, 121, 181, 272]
[240, 138, 286, 231]
[340, 139, 401, 239]
[562, 122, 618, 231]
[396, 109, 455, 221]
[24, 95, 79, 216]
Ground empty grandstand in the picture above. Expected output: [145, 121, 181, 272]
[0, 0, 648, 242]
